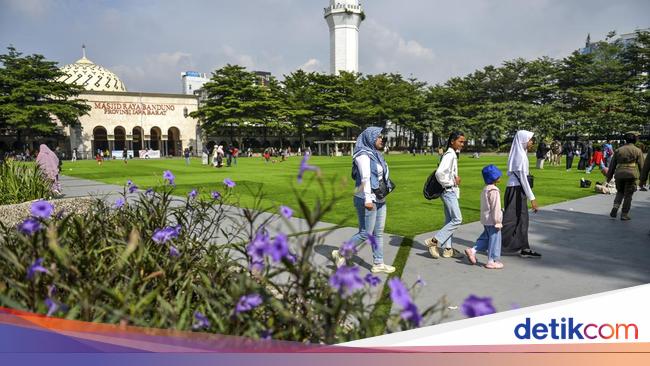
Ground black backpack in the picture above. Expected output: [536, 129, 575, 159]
[423, 151, 452, 200]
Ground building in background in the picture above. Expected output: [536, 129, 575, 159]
[181, 71, 210, 95]
[56, 47, 201, 159]
[324, 0, 364, 74]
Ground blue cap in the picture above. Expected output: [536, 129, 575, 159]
[482, 164, 502, 184]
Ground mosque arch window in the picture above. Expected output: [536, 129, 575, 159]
[92, 126, 108, 154]
[114, 126, 126, 150]
[167, 127, 182, 156]
[150, 127, 162, 151]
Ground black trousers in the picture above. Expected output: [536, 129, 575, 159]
[614, 178, 636, 214]
[501, 186, 530, 253]
[566, 156, 574, 170]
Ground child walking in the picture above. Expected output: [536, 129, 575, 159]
[465, 164, 504, 269]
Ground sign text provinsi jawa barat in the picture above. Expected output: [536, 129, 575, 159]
[93, 102, 176, 116]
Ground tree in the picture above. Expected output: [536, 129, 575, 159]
[190, 64, 277, 147]
[0, 46, 90, 146]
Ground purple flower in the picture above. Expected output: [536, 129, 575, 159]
[401, 302, 422, 327]
[211, 191, 221, 200]
[45, 298, 59, 317]
[297, 153, 319, 183]
[247, 231, 270, 269]
[192, 311, 210, 330]
[279, 205, 293, 219]
[223, 178, 236, 188]
[169, 246, 180, 257]
[152, 227, 179, 244]
[286, 252, 297, 264]
[145, 188, 154, 196]
[18, 218, 41, 236]
[113, 198, 125, 209]
[31, 200, 54, 219]
[339, 240, 357, 259]
[26, 258, 49, 280]
[368, 234, 379, 252]
[163, 170, 175, 185]
[329, 265, 364, 297]
[188, 189, 198, 199]
[126, 179, 133, 186]
[388, 278, 412, 308]
[415, 275, 426, 287]
[235, 294, 263, 314]
[128, 184, 139, 194]
[461, 295, 496, 318]
[173, 225, 182, 236]
[260, 329, 273, 340]
[364, 273, 381, 287]
[268, 234, 289, 262]
[388, 278, 422, 326]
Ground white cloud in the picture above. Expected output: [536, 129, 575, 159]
[3, 0, 50, 18]
[298, 58, 322, 72]
[221, 45, 255, 69]
[111, 51, 194, 92]
[365, 20, 435, 61]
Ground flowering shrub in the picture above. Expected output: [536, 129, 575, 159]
[0, 170, 446, 343]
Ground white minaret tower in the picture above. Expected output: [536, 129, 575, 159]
[324, 0, 364, 75]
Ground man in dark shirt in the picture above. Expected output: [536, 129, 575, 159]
[606, 133, 645, 220]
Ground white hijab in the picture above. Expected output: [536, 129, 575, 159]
[507, 130, 534, 175]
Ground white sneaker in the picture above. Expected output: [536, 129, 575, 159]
[371, 263, 396, 274]
[331, 250, 345, 268]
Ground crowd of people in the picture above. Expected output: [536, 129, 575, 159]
[334, 127, 649, 273]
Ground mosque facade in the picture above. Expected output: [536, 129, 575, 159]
[57, 48, 202, 159]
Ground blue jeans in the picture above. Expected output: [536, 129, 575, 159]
[349, 196, 386, 265]
[586, 162, 605, 173]
[434, 190, 462, 249]
[473, 225, 502, 262]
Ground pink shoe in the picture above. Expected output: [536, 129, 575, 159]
[485, 261, 504, 269]
[465, 248, 476, 265]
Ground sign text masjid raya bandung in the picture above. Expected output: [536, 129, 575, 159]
[92, 101, 176, 116]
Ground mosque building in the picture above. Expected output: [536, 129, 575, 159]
[57, 46, 202, 159]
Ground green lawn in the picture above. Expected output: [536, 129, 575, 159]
[61, 154, 596, 237]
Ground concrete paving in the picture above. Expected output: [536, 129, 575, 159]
[406, 190, 650, 323]
[59, 174, 650, 322]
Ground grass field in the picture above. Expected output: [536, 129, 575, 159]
[61, 154, 596, 238]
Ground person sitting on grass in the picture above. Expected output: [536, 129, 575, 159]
[465, 164, 504, 269]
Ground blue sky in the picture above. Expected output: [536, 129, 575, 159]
[1, 0, 648, 93]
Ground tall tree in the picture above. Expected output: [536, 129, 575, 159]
[0, 46, 90, 146]
[190, 64, 277, 147]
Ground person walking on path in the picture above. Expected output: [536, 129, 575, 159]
[184, 148, 191, 165]
[606, 133, 645, 221]
[535, 139, 550, 169]
[71, 148, 77, 162]
[424, 131, 466, 259]
[639, 148, 650, 192]
[465, 164, 504, 269]
[603, 141, 615, 167]
[36, 144, 61, 195]
[232, 146, 239, 166]
[586, 146, 606, 174]
[501, 130, 541, 258]
[332, 127, 395, 274]
[123, 147, 128, 164]
[563, 141, 575, 171]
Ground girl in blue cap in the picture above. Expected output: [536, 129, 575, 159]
[465, 164, 504, 269]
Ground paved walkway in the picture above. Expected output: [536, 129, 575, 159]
[59, 175, 650, 321]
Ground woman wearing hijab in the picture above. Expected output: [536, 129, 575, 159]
[424, 131, 466, 259]
[501, 131, 541, 258]
[332, 127, 395, 274]
[36, 144, 61, 195]
[217, 145, 224, 168]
